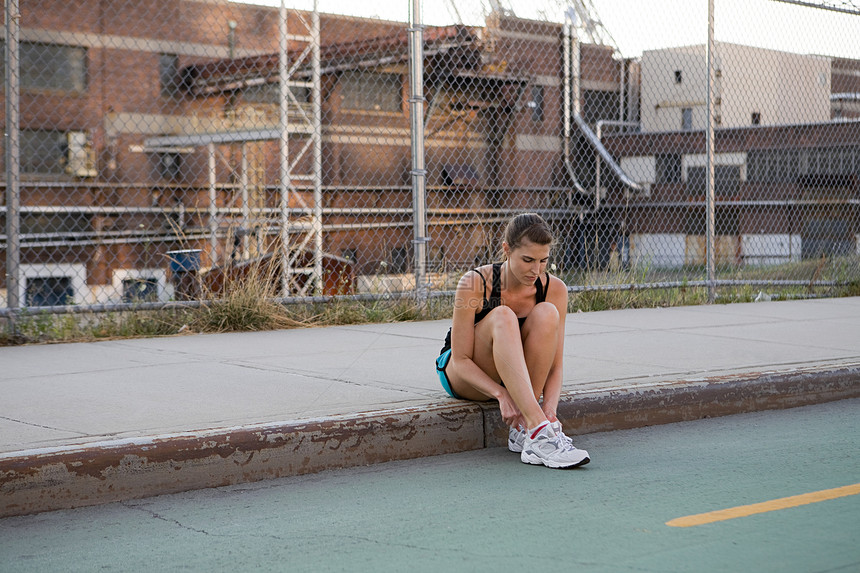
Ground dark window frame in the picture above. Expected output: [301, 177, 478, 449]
[2, 41, 88, 93]
[122, 278, 160, 303]
[160, 53, 181, 98]
[25, 276, 75, 307]
[681, 108, 693, 130]
[656, 153, 683, 184]
[686, 164, 742, 197]
[20, 129, 68, 176]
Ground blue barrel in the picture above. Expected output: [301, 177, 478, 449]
[166, 249, 202, 274]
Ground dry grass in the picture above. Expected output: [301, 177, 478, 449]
[3, 254, 858, 346]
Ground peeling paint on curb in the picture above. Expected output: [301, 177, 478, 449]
[1, 403, 483, 518]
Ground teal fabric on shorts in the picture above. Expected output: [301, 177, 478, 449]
[435, 349, 463, 399]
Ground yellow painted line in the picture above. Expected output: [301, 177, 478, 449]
[667, 483, 860, 528]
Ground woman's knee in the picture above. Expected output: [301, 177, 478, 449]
[526, 302, 559, 329]
[485, 305, 520, 335]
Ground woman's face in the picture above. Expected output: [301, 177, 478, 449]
[504, 238, 551, 286]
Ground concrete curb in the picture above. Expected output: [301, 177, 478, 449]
[2, 362, 858, 518]
[485, 361, 860, 445]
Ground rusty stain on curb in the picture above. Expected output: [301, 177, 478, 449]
[2, 363, 858, 518]
[1, 403, 483, 518]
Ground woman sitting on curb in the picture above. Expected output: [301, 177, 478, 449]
[436, 212, 590, 469]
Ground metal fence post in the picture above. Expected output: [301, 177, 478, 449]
[312, 2, 323, 295]
[706, 0, 717, 303]
[409, 0, 428, 303]
[4, 0, 21, 322]
[279, 0, 292, 296]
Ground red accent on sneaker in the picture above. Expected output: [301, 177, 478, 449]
[529, 422, 549, 440]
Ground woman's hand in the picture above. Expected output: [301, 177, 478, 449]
[497, 388, 523, 428]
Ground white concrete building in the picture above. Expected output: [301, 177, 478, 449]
[640, 43, 831, 132]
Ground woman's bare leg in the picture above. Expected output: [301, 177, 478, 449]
[452, 306, 547, 429]
[520, 301, 559, 402]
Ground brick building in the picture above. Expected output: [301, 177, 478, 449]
[1, 1, 629, 304]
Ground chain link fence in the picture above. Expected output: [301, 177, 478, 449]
[2, 0, 859, 324]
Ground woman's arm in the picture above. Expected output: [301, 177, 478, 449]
[447, 270, 509, 401]
[540, 274, 568, 421]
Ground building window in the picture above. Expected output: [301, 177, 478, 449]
[160, 53, 180, 98]
[20, 129, 67, 175]
[681, 108, 693, 130]
[656, 154, 683, 184]
[122, 278, 160, 303]
[687, 165, 741, 196]
[749, 146, 859, 183]
[802, 219, 852, 259]
[340, 71, 401, 112]
[19, 264, 86, 307]
[674, 70, 682, 84]
[582, 89, 620, 124]
[158, 152, 183, 180]
[750, 146, 860, 183]
[748, 149, 797, 183]
[389, 246, 411, 273]
[112, 269, 167, 303]
[529, 85, 544, 122]
[1, 41, 88, 93]
[751, 112, 761, 125]
[26, 276, 74, 307]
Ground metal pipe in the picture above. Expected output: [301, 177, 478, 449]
[240, 142, 250, 258]
[563, 11, 641, 203]
[619, 57, 626, 123]
[706, 0, 717, 303]
[311, 1, 323, 295]
[5, 0, 21, 315]
[562, 9, 590, 198]
[574, 114, 643, 193]
[594, 119, 641, 210]
[14, 193, 853, 215]
[409, 0, 429, 303]
[208, 143, 219, 265]
[279, 0, 292, 295]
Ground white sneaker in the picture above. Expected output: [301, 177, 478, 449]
[508, 425, 526, 453]
[550, 420, 590, 465]
[521, 423, 590, 469]
[511, 422, 583, 454]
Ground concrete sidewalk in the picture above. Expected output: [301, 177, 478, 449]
[2, 297, 859, 517]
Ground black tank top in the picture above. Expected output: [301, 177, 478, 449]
[441, 262, 549, 354]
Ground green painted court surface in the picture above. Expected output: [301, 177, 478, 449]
[1, 398, 858, 572]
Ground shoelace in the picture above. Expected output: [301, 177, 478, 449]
[554, 426, 576, 451]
